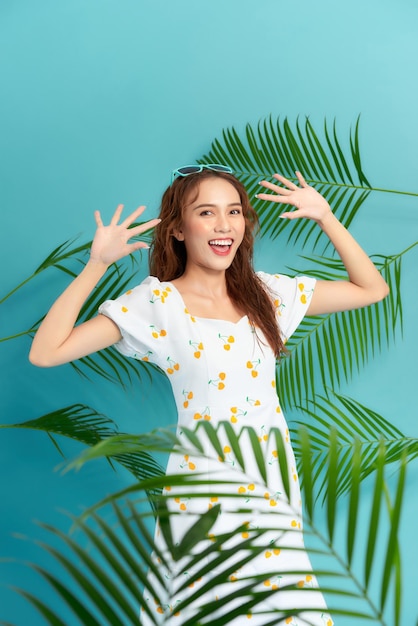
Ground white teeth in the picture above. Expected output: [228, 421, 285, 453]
[209, 239, 232, 246]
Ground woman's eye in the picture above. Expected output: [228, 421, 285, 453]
[230, 209, 242, 215]
[200, 210, 212, 216]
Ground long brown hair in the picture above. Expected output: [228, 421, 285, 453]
[149, 170, 286, 358]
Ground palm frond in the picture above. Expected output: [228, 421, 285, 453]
[277, 244, 412, 409]
[31, 221, 154, 278]
[2, 228, 161, 387]
[200, 115, 372, 250]
[0, 238, 88, 307]
[291, 391, 418, 501]
[10, 423, 409, 625]
[0, 405, 164, 486]
[298, 429, 407, 626]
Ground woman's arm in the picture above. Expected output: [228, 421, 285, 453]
[29, 204, 160, 367]
[256, 172, 389, 316]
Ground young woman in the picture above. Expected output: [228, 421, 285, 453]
[30, 166, 389, 625]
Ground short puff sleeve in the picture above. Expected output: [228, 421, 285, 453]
[98, 276, 171, 363]
[257, 271, 316, 342]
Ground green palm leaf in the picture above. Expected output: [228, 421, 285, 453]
[291, 391, 418, 501]
[0, 237, 87, 308]
[9, 423, 409, 625]
[1, 221, 155, 309]
[3, 590, 68, 626]
[0, 405, 164, 486]
[1, 228, 161, 386]
[298, 429, 407, 626]
[200, 115, 372, 250]
[277, 244, 412, 409]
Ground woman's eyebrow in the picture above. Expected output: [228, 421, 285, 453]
[193, 202, 242, 210]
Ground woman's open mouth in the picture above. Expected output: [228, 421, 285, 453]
[208, 238, 233, 255]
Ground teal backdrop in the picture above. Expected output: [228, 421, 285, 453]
[1, 0, 417, 624]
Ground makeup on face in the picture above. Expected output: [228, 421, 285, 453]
[177, 179, 245, 268]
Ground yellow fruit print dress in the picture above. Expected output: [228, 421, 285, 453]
[99, 272, 333, 626]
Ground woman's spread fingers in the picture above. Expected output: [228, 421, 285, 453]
[121, 205, 147, 228]
[127, 218, 161, 238]
[256, 192, 291, 203]
[272, 173, 299, 189]
[259, 178, 296, 195]
[130, 240, 150, 250]
[110, 204, 124, 225]
[139, 217, 161, 232]
[295, 171, 308, 187]
[94, 210, 104, 227]
[258, 180, 289, 194]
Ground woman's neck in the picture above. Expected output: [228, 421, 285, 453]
[172, 267, 228, 299]
[170, 268, 244, 322]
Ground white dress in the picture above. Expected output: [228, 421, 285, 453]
[99, 272, 333, 626]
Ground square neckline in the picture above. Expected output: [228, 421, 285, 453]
[164, 280, 248, 326]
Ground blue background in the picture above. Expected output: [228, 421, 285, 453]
[1, 0, 417, 623]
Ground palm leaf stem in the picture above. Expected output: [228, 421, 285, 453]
[0, 221, 151, 309]
[215, 169, 418, 199]
[0, 274, 37, 306]
[386, 239, 418, 260]
[0, 238, 89, 306]
[217, 170, 418, 198]
[0, 407, 165, 500]
[302, 497, 390, 622]
[0, 328, 37, 343]
[380, 471, 406, 618]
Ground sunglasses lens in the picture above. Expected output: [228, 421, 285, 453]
[171, 163, 233, 185]
[177, 166, 202, 176]
[208, 165, 232, 173]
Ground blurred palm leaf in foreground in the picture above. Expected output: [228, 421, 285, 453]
[4, 423, 407, 626]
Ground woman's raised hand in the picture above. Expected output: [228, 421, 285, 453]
[90, 205, 161, 266]
[257, 171, 332, 223]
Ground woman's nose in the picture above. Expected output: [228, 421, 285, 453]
[214, 214, 231, 232]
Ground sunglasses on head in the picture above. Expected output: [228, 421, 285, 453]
[170, 163, 233, 185]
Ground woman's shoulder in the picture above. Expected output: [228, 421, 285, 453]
[256, 270, 314, 287]
[256, 270, 288, 286]
[256, 270, 316, 304]
[98, 275, 175, 338]
[128, 275, 172, 295]
[99, 275, 174, 314]
[137, 275, 164, 288]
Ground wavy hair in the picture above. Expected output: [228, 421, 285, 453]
[149, 170, 286, 358]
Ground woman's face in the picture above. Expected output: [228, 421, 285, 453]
[174, 177, 246, 274]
